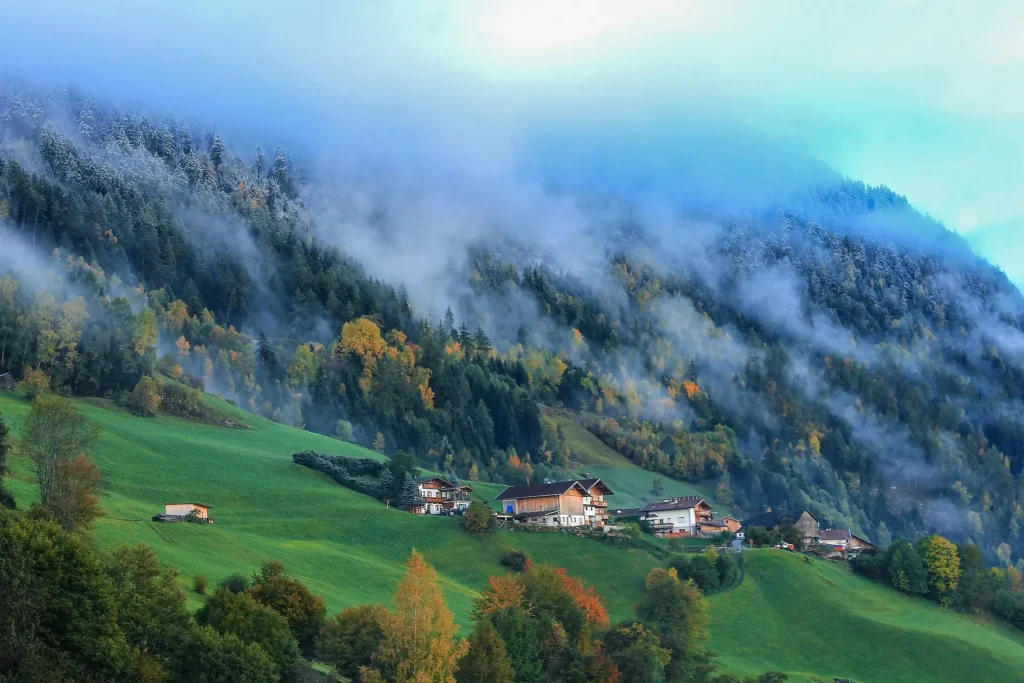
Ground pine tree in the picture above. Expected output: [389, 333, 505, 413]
[210, 134, 226, 167]
[473, 327, 491, 355]
[443, 307, 456, 338]
[397, 473, 424, 511]
[254, 145, 266, 178]
[377, 468, 395, 503]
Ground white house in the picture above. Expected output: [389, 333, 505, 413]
[639, 497, 714, 537]
[415, 477, 473, 514]
[577, 478, 614, 528]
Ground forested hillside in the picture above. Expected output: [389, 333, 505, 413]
[2, 80, 1024, 569]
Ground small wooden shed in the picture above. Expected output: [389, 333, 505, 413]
[164, 503, 210, 519]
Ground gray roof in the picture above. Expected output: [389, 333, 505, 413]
[819, 529, 852, 542]
[496, 480, 588, 500]
[743, 509, 816, 529]
[641, 497, 709, 512]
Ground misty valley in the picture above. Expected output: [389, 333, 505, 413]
[3, 17, 1024, 682]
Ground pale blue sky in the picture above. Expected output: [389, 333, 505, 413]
[1, 1, 1021, 281]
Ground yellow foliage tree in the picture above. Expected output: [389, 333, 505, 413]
[917, 534, 961, 605]
[368, 550, 467, 683]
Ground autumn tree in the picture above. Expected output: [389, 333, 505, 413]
[19, 366, 50, 400]
[603, 622, 671, 683]
[556, 567, 609, 628]
[22, 396, 103, 530]
[248, 560, 327, 658]
[473, 575, 526, 617]
[128, 376, 161, 416]
[318, 603, 388, 681]
[456, 620, 514, 683]
[368, 549, 467, 683]
[917, 535, 961, 605]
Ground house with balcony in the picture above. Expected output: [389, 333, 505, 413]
[577, 477, 614, 528]
[496, 480, 590, 527]
[415, 477, 473, 515]
[639, 496, 714, 537]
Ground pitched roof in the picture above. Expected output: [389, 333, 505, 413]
[742, 509, 816, 529]
[819, 529, 852, 542]
[701, 519, 726, 528]
[641, 497, 709, 512]
[577, 478, 614, 495]
[610, 508, 644, 517]
[851, 532, 876, 547]
[496, 480, 588, 500]
[164, 502, 211, 509]
[418, 476, 456, 487]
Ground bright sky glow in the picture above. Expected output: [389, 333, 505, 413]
[0, 0, 1021, 281]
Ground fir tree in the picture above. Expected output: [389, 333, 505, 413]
[397, 473, 425, 511]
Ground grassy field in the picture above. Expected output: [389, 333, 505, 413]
[6, 391, 1024, 682]
[710, 549, 1024, 683]
[542, 410, 724, 510]
[0, 391, 660, 623]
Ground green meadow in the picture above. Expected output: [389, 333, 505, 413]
[710, 549, 1024, 683]
[5, 391, 1024, 682]
[0, 391, 660, 621]
[542, 409, 722, 510]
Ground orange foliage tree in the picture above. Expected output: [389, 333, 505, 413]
[473, 575, 526, 617]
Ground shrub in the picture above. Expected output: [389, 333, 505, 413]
[501, 549, 532, 572]
[19, 367, 50, 400]
[461, 500, 495, 533]
[335, 419, 354, 442]
[194, 573, 209, 595]
[127, 376, 161, 416]
[220, 572, 251, 594]
[160, 381, 204, 418]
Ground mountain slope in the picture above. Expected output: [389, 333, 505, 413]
[710, 550, 1024, 683]
[2, 79, 1024, 564]
[0, 389, 661, 622]
[5, 389, 1023, 682]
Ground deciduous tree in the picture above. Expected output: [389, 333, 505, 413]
[21, 395, 102, 530]
[456, 620, 514, 683]
[318, 603, 388, 681]
[369, 549, 467, 683]
[248, 560, 326, 658]
[917, 535, 961, 604]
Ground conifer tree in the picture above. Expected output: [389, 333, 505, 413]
[397, 474, 425, 511]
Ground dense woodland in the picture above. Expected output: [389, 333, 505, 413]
[2, 81, 1024, 570]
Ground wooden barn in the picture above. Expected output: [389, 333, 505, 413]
[163, 503, 210, 519]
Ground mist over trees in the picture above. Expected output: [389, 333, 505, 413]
[2, 79, 1024, 568]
